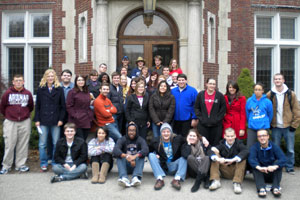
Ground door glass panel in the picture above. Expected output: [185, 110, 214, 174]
[124, 15, 172, 36]
[122, 45, 144, 68]
[152, 45, 173, 67]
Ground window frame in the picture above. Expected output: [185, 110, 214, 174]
[254, 12, 300, 98]
[1, 10, 52, 93]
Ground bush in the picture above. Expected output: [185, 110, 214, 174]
[237, 68, 254, 99]
[29, 110, 39, 150]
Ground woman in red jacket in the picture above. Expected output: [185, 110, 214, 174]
[222, 81, 247, 140]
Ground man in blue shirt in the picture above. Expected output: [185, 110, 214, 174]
[171, 74, 198, 137]
[60, 69, 74, 99]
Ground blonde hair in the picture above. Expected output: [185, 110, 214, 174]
[135, 81, 146, 96]
[39, 69, 60, 88]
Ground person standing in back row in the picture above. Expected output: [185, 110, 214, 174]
[267, 73, 300, 175]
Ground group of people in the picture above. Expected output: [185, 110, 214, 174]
[1, 55, 300, 198]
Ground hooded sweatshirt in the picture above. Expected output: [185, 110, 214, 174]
[246, 94, 273, 130]
[0, 86, 34, 121]
[271, 84, 288, 128]
[113, 124, 149, 158]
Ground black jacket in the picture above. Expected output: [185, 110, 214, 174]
[211, 139, 249, 160]
[107, 84, 123, 114]
[149, 135, 189, 172]
[54, 137, 88, 166]
[113, 126, 149, 158]
[34, 86, 66, 126]
[194, 90, 226, 127]
[149, 91, 175, 124]
[182, 141, 213, 157]
[87, 79, 101, 99]
[126, 93, 150, 126]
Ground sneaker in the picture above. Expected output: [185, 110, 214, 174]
[118, 177, 131, 188]
[286, 169, 295, 175]
[41, 165, 47, 172]
[154, 179, 165, 190]
[171, 179, 181, 190]
[209, 180, 221, 191]
[0, 168, 10, 175]
[51, 175, 64, 183]
[15, 165, 30, 172]
[233, 182, 242, 194]
[131, 176, 141, 187]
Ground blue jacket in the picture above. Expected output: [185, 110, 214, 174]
[246, 94, 273, 130]
[34, 86, 66, 126]
[171, 84, 198, 121]
[248, 141, 286, 169]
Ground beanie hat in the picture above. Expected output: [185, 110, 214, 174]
[160, 123, 173, 134]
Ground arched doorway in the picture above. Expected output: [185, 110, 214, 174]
[117, 8, 179, 70]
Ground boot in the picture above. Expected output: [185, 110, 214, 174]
[91, 162, 99, 184]
[98, 162, 110, 183]
[204, 174, 210, 189]
[191, 172, 204, 192]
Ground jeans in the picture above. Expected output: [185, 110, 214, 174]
[105, 123, 122, 142]
[52, 163, 87, 180]
[148, 153, 187, 180]
[152, 123, 161, 138]
[113, 114, 123, 132]
[116, 157, 145, 179]
[272, 127, 295, 170]
[247, 129, 258, 149]
[252, 168, 282, 191]
[39, 125, 60, 167]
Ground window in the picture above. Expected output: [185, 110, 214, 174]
[255, 12, 300, 97]
[78, 11, 87, 63]
[2, 11, 52, 94]
[207, 12, 216, 63]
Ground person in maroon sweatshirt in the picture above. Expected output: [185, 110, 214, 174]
[0, 74, 34, 174]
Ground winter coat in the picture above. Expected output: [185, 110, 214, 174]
[266, 89, 300, 129]
[107, 84, 124, 114]
[54, 137, 88, 166]
[34, 86, 66, 126]
[211, 139, 249, 161]
[66, 89, 94, 129]
[0, 87, 34, 121]
[248, 141, 286, 169]
[126, 93, 150, 127]
[194, 90, 226, 127]
[149, 91, 175, 124]
[246, 94, 273, 130]
[171, 84, 198, 121]
[222, 95, 247, 139]
[149, 135, 189, 172]
[87, 79, 101, 99]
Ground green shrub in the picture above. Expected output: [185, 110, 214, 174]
[237, 68, 254, 99]
[29, 110, 39, 150]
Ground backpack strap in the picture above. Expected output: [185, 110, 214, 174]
[286, 89, 293, 111]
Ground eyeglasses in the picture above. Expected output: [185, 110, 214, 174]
[257, 135, 268, 138]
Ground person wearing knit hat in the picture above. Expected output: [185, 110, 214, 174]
[148, 123, 189, 191]
[113, 123, 149, 188]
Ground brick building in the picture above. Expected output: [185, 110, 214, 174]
[0, 0, 299, 96]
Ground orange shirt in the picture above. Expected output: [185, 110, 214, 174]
[94, 94, 117, 126]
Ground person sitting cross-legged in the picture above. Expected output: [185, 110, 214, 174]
[148, 123, 189, 191]
[248, 129, 287, 198]
[209, 128, 248, 194]
[51, 123, 88, 183]
[113, 124, 149, 188]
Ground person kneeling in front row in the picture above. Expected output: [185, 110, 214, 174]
[209, 128, 248, 194]
[248, 129, 286, 198]
[51, 123, 88, 183]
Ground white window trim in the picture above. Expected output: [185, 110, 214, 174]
[207, 12, 216, 63]
[1, 10, 52, 93]
[78, 11, 88, 63]
[254, 12, 300, 99]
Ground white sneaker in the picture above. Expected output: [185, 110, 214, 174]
[209, 180, 221, 191]
[118, 177, 131, 188]
[233, 182, 242, 194]
[131, 176, 141, 187]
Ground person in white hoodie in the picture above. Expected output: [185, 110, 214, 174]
[266, 73, 300, 175]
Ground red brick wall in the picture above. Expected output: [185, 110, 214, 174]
[0, 0, 65, 77]
[203, 0, 219, 86]
[74, 0, 93, 77]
